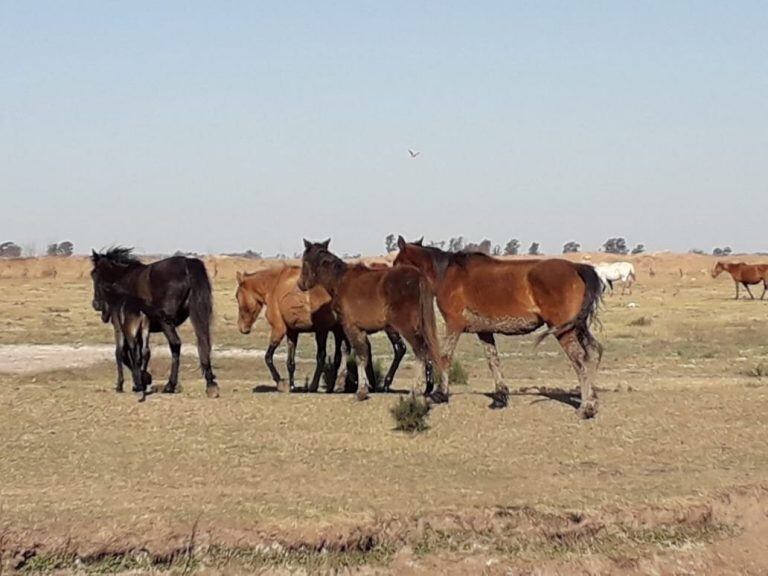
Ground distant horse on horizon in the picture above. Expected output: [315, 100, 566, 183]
[394, 237, 603, 419]
[91, 247, 219, 399]
[711, 261, 768, 300]
[594, 262, 636, 295]
[298, 239, 444, 401]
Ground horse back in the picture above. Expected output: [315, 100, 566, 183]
[276, 267, 336, 330]
[336, 266, 393, 329]
[440, 258, 541, 313]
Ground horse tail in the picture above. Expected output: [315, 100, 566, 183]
[535, 264, 603, 361]
[628, 264, 637, 282]
[416, 275, 445, 371]
[187, 258, 215, 376]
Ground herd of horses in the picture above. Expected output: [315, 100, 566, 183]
[89, 242, 768, 419]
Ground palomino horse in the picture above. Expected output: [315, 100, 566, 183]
[236, 266, 407, 392]
[298, 239, 445, 401]
[711, 261, 768, 300]
[91, 248, 219, 398]
[594, 262, 636, 295]
[394, 237, 603, 419]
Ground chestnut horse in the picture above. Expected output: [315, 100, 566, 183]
[711, 261, 768, 300]
[394, 237, 603, 419]
[236, 266, 406, 393]
[298, 239, 444, 401]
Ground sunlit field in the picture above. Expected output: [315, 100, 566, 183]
[2, 253, 767, 574]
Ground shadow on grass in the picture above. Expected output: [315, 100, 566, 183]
[477, 386, 583, 410]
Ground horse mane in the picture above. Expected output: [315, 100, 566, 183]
[93, 246, 141, 266]
[452, 251, 494, 267]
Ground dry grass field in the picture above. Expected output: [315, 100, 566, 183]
[2, 253, 768, 574]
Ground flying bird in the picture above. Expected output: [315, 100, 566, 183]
[408, 149, 420, 158]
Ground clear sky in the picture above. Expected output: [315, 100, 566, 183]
[2, 1, 766, 256]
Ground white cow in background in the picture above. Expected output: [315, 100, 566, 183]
[594, 262, 636, 295]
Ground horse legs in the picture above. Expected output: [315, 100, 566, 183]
[308, 330, 328, 393]
[265, 334, 288, 393]
[478, 332, 509, 409]
[344, 325, 371, 401]
[112, 320, 125, 393]
[557, 330, 598, 419]
[744, 283, 755, 300]
[126, 334, 147, 401]
[734, 281, 740, 300]
[431, 329, 460, 403]
[160, 323, 181, 394]
[363, 339, 379, 392]
[286, 330, 298, 391]
[382, 328, 406, 392]
[762, 282, 768, 300]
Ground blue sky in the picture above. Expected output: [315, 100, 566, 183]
[1, 1, 766, 255]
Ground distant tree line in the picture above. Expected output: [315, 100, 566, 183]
[0, 241, 22, 258]
[385, 234, 656, 256]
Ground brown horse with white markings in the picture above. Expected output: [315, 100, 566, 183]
[394, 237, 603, 419]
[236, 265, 406, 393]
[298, 239, 444, 401]
[711, 261, 768, 300]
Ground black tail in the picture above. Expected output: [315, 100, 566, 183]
[535, 264, 603, 361]
[187, 258, 215, 377]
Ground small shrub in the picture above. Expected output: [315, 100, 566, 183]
[390, 396, 430, 433]
[447, 359, 468, 385]
[628, 316, 652, 327]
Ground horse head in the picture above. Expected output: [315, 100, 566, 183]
[298, 238, 342, 293]
[711, 261, 725, 278]
[235, 271, 265, 334]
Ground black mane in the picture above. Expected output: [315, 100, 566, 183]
[93, 246, 141, 266]
[414, 244, 493, 279]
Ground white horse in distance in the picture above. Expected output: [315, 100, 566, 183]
[594, 262, 637, 295]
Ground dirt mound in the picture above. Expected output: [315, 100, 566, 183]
[3, 485, 766, 574]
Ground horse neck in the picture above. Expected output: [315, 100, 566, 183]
[316, 254, 347, 296]
[243, 268, 282, 301]
[410, 247, 446, 284]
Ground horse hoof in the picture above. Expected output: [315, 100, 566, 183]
[489, 393, 508, 410]
[162, 383, 176, 394]
[115, 385, 124, 393]
[578, 402, 597, 420]
[429, 391, 449, 405]
[141, 372, 152, 386]
[356, 390, 368, 401]
[206, 384, 220, 399]
[276, 381, 290, 393]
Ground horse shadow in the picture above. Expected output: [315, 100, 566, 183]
[480, 386, 582, 410]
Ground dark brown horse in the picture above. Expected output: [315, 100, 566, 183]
[236, 265, 406, 393]
[711, 261, 768, 300]
[394, 237, 603, 418]
[298, 239, 444, 401]
[110, 294, 153, 401]
[91, 248, 219, 398]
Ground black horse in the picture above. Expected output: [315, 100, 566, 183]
[91, 248, 220, 398]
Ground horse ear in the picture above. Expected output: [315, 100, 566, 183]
[415, 236, 424, 246]
[397, 235, 407, 250]
[320, 238, 330, 250]
[91, 250, 100, 263]
[303, 239, 312, 250]
[236, 271, 243, 284]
